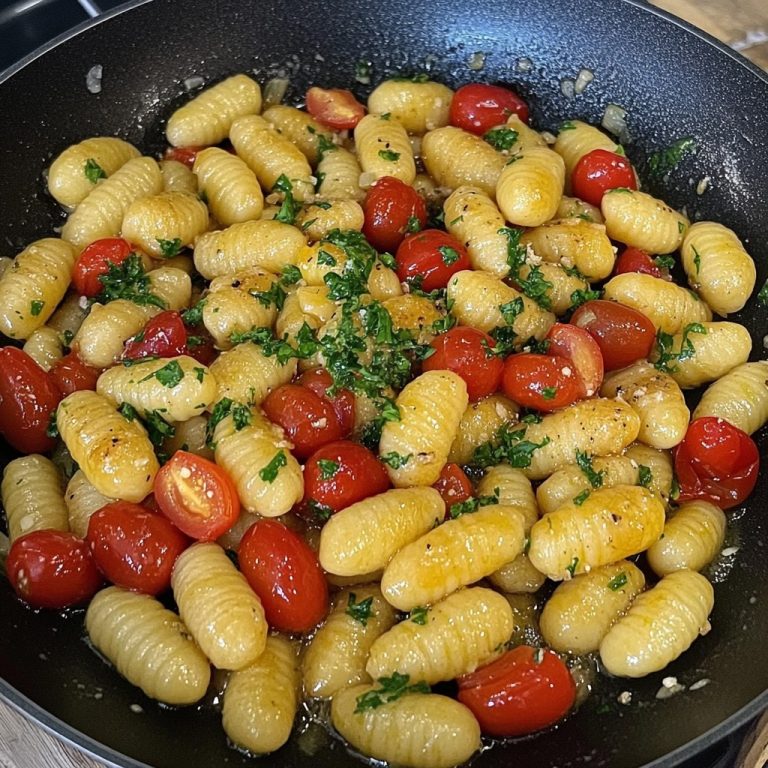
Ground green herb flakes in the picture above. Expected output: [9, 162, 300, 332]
[573, 489, 590, 506]
[84, 158, 106, 183]
[648, 137, 697, 177]
[575, 450, 604, 488]
[354, 673, 430, 713]
[566, 556, 580, 577]
[259, 450, 287, 483]
[409, 606, 429, 625]
[541, 386, 557, 401]
[139, 360, 184, 388]
[346, 593, 374, 625]
[378, 149, 400, 162]
[637, 464, 653, 488]
[29, 300, 44, 317]
[273, 174, 299, 225]
[157, 238, 182, 259]
[438, 245, 460, 266]
[607, 571, 628, 591]
[484, 127, 519, 152]
[380, 451, 412, 469]
[95, 253, 166, 309]
[317, 459, 340, 480]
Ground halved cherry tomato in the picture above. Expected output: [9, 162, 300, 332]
[50, 352, 101, 396]
[545, 323, 604, 397]
[154, 451, 240, 540]
[449, 83, 530, 135]
[433, 463, 474, 515]
[183, 325, 217, 366]
[122, 310, 188, 360]
[6, 531, 102, 609]
[0, 347, 61, 454]
[614, 246, 664, 278]
[306, 86, 365, 130]
[164, 146, 205, 168]
[571, 149, 637, 207]
[501, 353, 582, 412]
[238, 519, 329, 633]
[675, 417, 759, 509]
[571, 300, 656, 372]
[395, 229, 471, 291]
[457, 645, 576, 737]
[303, 440, 390, 517]
[86, 501, 189, 595]
[72, 237, 134, 297]
[262, 384, 344, 460]
[296, 367, 355, 436]
[423, 327, 503, 401]
[362, 176, 428, 253]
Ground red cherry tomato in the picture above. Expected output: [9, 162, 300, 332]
[423, 327, 503, 402]
[675, 417, 759, 509]
[395, 229, 471, 291]
[183, 325, 218, 366]
[457, 645, 576, 737]
[571, 149, 637, 207]
[303, 440, 390, 517]
[6, 531, 102, 609]
[164, 146, 205, 168]
[154, 451, 240, 540]
[362, 176, 428, 253]
[433, 463, 474, 516]
[296, 367, 355, 436]
[570, 300, 656, 372]
[50, 352, 101, 396]
[449, 83, 530, 135]
[238, 519, 329, 633]
[86, 501, 189, 595]
[545, 323, 604, 397]
[0, 347, 61, 454]
[262, 384, 344, 460]
[72, 237, 135, 297]
[614, 246, 664, 278]
[502, 353, 582, 412]
[306, 86, 365, 130]
[122, 310, 188, 360]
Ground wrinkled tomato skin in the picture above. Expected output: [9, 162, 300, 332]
[449, 83, 530, 134]
[303, 440, 390, 515]
[238, 519, 329, 633]
[501, 353, 582, 412]
[50, 352, 101, 396]
[122, 310, 188, 360]
[362, 176, 428, 253]
[305, 87, 366, 130]
[395, 229, 471, 291]
[433, 463, 474, 516]
[262, 384, 344, 460]
[0, 347, 61, 453]
[86, 501, 189, 595]
[296, 368, 355, 436]
[571, 149, 637, 207]
[6, 531, 102, 609]
[614, 246, 664, 279]
[457, 646, 576, 737]
[570, 300, 656, 372]
[72, 237, 134, 297]
[164, 146, 204, 168]
[675, 417, 759, 509]
[423, 327, 503, 401]
[154, 451, 240, 540]
[545, 323, 604, 397]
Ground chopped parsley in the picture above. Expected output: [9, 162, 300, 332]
[607, 571, 628, 591]
[758, 278, 768, 307]
[354, 673, 430, 713]
[449, 492, 499, 519]
[575, 450, 604, 488]
[307, 499, 333, 521]
[573, 489, 590, 506]
[84, 158, 106, 183]
[317, 459, 339, 480]
[654, 322, 707, 373]
[438, 245, 460, 266]
[259, 450, 287, 483]
[143, 409, 175, 447]
[45, 410, 59, 438]
[273, 174, 299, 225]
[251, 281, 287, 311]
[691, 246, 702, 275]
[317, 134, 337, 160]
[118, 402, 139, 422]
[559, 121, 576, 131]
[157, 238, 182, 259]
[566, 556, 580, 577]
[193, 367, 205, 383]
[380, 451, 412, 469]
[647, 137, 697, 177]
[471, 423, 550, 470]
[378, 149, 401, 162]
[637, 464, 653, 488]
[541, 386, 557, 401]
[95, 254, 166, 309]
[501, 227, 552, 310]
[653, 254, 676, 271]
[484, 127, 519, 152]
[346, 592, 374, 625]
[569, 288, 601, 310]
[139, 360, 184, 388]
[317, 249, 338, 267]
[279, 265, 302, 286]
[409, 606, 429, 625]
[405, 215, 422, 233]
[205, 398, 252, 448]
[29, 300, 44, 317]
[181, 299, 206, 327]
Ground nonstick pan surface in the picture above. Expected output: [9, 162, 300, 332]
[1, 1, 767, 766]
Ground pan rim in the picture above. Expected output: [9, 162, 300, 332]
[0, 0, 767, 766]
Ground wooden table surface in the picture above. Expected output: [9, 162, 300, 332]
[2, 1, 768, 767]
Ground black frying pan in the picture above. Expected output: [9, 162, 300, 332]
[1, 0, 767, 766]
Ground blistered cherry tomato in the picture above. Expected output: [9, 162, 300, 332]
[303, 440, 390, 517]
[122, 310, 188, 360]
[571, 300, 656, 372]
[433, 463, 474, 515]
[502, 353, 582, 412]
[72, 237, 135, 297]
[164, 146, 205, 168]
[545, 323, 604, 397]
[675, 417, 759, 509]
[238, 519, 329, 633]
[614, 246, 664, 278]
[362, 176, 428, 253]
[458, 646, 576, 737]
[262, 384, 344, 459]
[50, 352, 101, 396]
[154, 451, 240, 540]
[6, 531, 102, 609]
[296, 368, 355, 436]
[395, 229, 471, 291]
[423, 327, 503, 401]
[0, 347, 61, 453]
[86, 501, 189, 595]
[571, 149, 637, 207]
[449, 83, 529, 135]
[306, 86, 366, 130]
